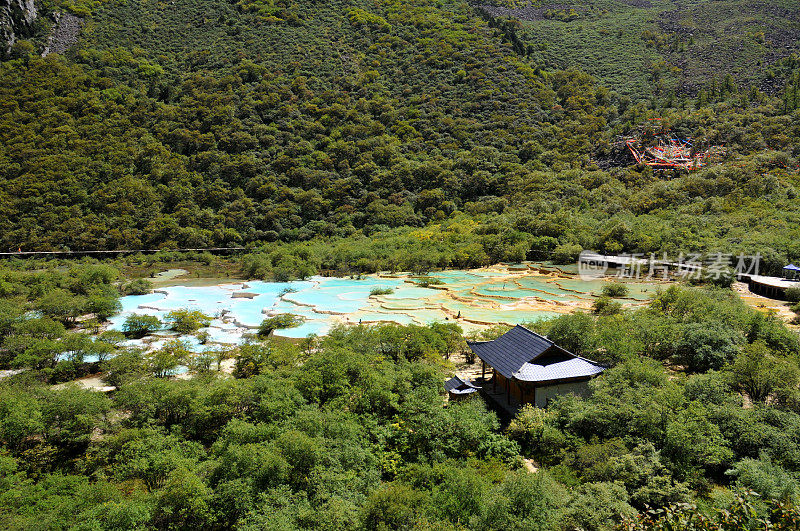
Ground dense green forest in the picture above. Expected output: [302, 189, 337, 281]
[481, 0, 800, 99]
[3, 0, 800, 527]
[1, 259, 800, 528]
[1, 0, 799, 266]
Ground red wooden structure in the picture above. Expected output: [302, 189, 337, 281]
[623, 120, 725, 171]
[626, 134, 725, 171]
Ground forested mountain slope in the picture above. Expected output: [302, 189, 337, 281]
[0, 0, 798, 266]
[0, 0, 609, 250]
[481, 0, 800, 99]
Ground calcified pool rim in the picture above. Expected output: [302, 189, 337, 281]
[107, 263, 669, 352]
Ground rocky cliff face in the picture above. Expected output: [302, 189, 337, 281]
[1, 0, 38, 54]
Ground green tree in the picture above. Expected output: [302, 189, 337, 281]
[601, 282, 629, 297]
[544, 312, 597, 356]
[563, 481, 636, 530]
[35, 289, 86, 326]
[474, 471, 568, 530]
[258, 314, 303, 338]
[0, 390, 44, 451]
[731, 341, 800, 403]
[361, 483, 425, 531]
[124, 278, 154, 295]
[41, 386, 111, 454]
[102, 349, 147, 387]
[122, 314, 162, 338]
[663, 402, 733, 480]
[153, 468, 215, 528]
[552, 243, 583, 265]
[592, 295, 622, 316]
[86, 292, 122, 321]
[675, 321, 743, 372]
[164, 309, 211, 334]
[147, 340, 191, 378]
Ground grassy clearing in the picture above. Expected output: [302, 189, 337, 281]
[499, 0, 800, 98]
[518, 0, 677, 98]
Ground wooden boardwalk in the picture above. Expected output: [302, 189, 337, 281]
[0, 247, 247, 259]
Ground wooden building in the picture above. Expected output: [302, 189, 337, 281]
[444, 375, 480, 400]
[467, 325, 605, 408]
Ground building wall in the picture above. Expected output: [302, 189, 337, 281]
[534, 380, 591, 408]
[494, 372, 524, 402]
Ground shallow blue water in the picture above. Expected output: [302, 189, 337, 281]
[109, 268, 657, 353]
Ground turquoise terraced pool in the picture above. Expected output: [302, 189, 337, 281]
[109, 264, 671, 351]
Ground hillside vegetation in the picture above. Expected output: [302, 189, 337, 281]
[482, 0, 800, 99]
[0, 0, 798, 267]
[0, 259, 799, 528]
[2, 0, 800, 526]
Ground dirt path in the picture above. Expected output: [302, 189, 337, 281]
[53, 374, 116, 392]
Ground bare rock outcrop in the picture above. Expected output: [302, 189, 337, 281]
[42, 11, 83, 56]
[0, 0, 37, 54]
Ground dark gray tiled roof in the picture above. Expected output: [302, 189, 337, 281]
[467, 325, 554, 378]
[444, 375, 480, 394]
[467, 325, 605, 382]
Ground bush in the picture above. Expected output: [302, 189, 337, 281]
[563, 482, 636, 529]
[601, 282, 629, 298]
[543, 312, 597, 356]
[703, 268, 735, 288]
[675, 321, 744, 372]
[785, 286, 800, 304]
[506, 405, 572, 464]
[592, 295, 622, 315]
[87, 293, 122, 321]
[146, 339, 191, 378]
[414, 276, 444, 288]
[258, 314, 304, 338]
[122, 314, 162, 338]
[731, 341, 800, 403]
[369, 287, 394, 296]
[361, 484, 424, 531]
[474, 472, 569, 530]
[727, 452, 799, 502]
[552, 243, 583, 265]
[164, 309, 211, 334]
[36, 289, 86, 326]
[124, 278, 154, 295]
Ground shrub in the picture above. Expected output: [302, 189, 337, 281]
[785, 286, 800, 304]
[543, 312, 597, 356]
[552, 243, 583, 265]
[414, 276, 444, 288]
[703, 268, 735, 288]
[506, 405, 572, 463]
[87, 293, 122, 321]
[726, 452, 799, 502]
[369, 287, 394, 296]
[592, 295, 622, 315]
[601, 282, 629, 298]
[474, 472, 569, 530]
[675, 321, 744, 371]
[122, 314, 162, 338]
[258, 314, 304, 338]
[124, 278, 154, 295]
[164, 309, 211, 334]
